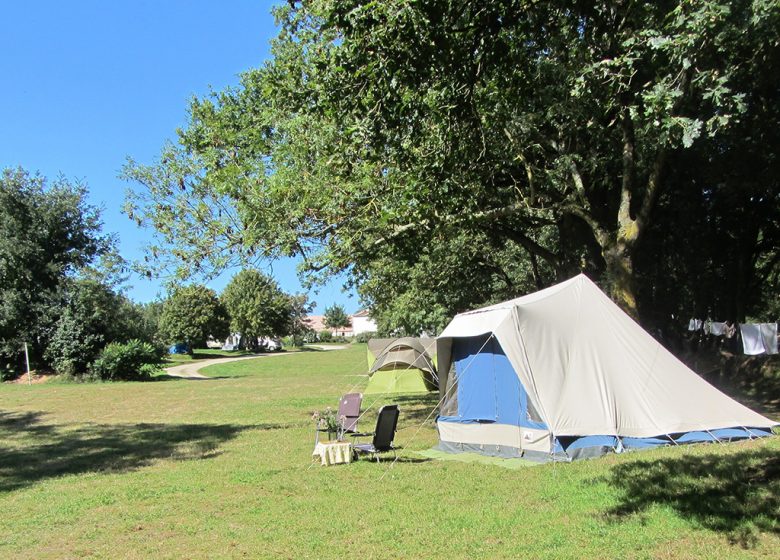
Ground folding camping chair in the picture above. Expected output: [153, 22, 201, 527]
[314, 392, 363, 444]
[351, 404, 400, 462]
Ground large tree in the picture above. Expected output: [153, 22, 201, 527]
[0, 168, 109, 370]
[158, 285, 229, 350]
[221, 269, 294, 349]
[124, 0, 780, 329]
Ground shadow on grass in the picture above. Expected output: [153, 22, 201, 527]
[0, 410, 56, 438]
[603, 447, 779, 547]
[388, 393, 440, 425]
[150, 374, 246, 382]
[189, 351, 255, 360]
[0, 410, 252, 492]
[354, 455, 431, 464]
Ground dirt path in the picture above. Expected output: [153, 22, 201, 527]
[164, 345, 348, 379]
[164, 354, 279, 379]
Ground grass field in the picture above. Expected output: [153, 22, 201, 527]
[1, 344, 777, 559]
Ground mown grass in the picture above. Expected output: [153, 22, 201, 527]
[0, 344, 777, 559]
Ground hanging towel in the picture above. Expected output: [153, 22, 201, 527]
[740, 324, 765, 355]
[759, 323, 778, 355]
[709, 322, 727, 336]
[688, 318, 703, 331]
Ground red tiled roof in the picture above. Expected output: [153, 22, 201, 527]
[303, 314, 355, 335]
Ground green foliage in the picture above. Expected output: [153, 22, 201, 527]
[43, 279, 149, 375]
[285, 293, 314, 346]
[90, 339, 163, 381]
[159, 285, 229, 349]
[0, 364, 17, 382]
[323, 304, 350, 330]
[353, 331, 376, 343]
[317, 331, 333, 343]
[135, 300, 166, 345]
[0, 168, 109, 372]
[124, 1, 780, 329]
[221, 270, 294, 348]
[45, 309, 105, 376]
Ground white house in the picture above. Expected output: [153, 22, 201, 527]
[351, 309, 378, 335]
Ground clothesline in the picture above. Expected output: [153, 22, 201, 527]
[687, 318, 778, 355]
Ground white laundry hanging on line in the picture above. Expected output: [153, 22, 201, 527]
[709, 322, 727, 336]
[759, 323, 778, 355]
[688, 318, 703, 332]
[740, 324, 766, 355]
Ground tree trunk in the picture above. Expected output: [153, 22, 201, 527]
[603, 241, 639, 319]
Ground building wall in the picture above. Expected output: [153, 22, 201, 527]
[352, 315, 378, 335]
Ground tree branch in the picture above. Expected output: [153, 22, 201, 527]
[494, 224, 561, 269]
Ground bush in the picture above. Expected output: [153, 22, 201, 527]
[90, 340, 164, 381]
[282, 334, 305, 348]
[353, 331, 377, 343]
[45, 310, 104, 375]
[303, 331, 319, 344]
[318, 331, 333, 342]
[0, 363, 18, 382]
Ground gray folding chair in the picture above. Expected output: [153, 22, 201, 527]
[315, 392, 363, 444]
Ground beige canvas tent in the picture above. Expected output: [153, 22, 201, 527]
[436, 274, 776, 461]
[366, 337, 438, 394]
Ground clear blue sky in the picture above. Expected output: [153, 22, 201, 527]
[0, 0, 359, 314]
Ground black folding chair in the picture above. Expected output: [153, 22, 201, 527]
[352, 405, 400, 462]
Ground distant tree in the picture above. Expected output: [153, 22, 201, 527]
[159, 285, 229, 351]
[0, 168, 109, 372]
[221, 270, 292, 350]
[323, 305, 351, 331]
[136, 300, 165, 345]
[286, 293, 314, 347]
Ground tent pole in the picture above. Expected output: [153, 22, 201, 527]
[703, 427, 725, 445]
[740, 425, 758, 440]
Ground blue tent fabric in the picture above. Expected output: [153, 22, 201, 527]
[438, 334, 547, 430]
[168, 343, 189, 354]
[437, 334, 773, 461]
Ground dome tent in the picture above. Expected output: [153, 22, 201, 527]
[365, 337, 438, 394]
[435, 275, 776, 461]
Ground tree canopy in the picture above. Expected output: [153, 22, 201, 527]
[323, 304, 351, 330]
[44, 279, 147, 375]
[221, 269, 297, 348]
[158, 285, 229, 349]
[124, 0, 780, 334]
[0, 168, 110, 369]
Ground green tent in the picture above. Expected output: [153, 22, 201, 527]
[365, 338, 438, 394]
